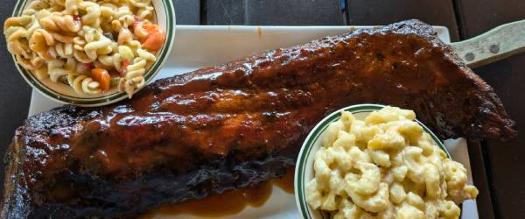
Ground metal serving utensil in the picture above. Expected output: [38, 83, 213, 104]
[451, 19, 525, 68]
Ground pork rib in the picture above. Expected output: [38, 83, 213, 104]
[1, 20, 516, 218]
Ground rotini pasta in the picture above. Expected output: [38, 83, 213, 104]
[118, 45, 135, 61]
[74, 49, 96, 63]
[115, 6, 133, 19]
[16, 54, 44, 72]
[51, 0, 66, 7]
[113, 53, 123, 71]
[64, 57, 77, 72]
[100, 5, 115, 18]
[33, 65, 49, 80]
[84, 35, 112, 60]
[4, 16, 35, 58]
[79, 1, 101, 26]
[28, 0, 51, 11]
[64, 0, 82, 15]
[67, 74, 101, 95]
[126, 57, 147, 79]
[137, 6, 154, 20]
[52, 31, 75, 43]
[55, 42, 74, 58]
[117, 28, 133, 44]
[127, 40, 142, 51]
[5, 27, 31, 58]
[3, 0, 166, 97]
[39, 13, 81, 33]
[118, 75, 145, 98]
[48, 59, 69, 82]
[72, 36, 85, 49]
[29, 29, 56, 60]
[119, 15, 136, 28]
[133, 21, 150, 40]
[137, 48, 157, 62]
[97, 55, 114, 67]
[130, 0, 153, 8]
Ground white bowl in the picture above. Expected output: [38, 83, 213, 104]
[10, 0, 176, 106]
[294, 103, 450, 219]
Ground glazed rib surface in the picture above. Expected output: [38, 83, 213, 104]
[1, 20, 516, 218]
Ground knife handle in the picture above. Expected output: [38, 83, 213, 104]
[450, 19, 525, 68]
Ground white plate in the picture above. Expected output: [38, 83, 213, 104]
[27, 25, 479, 219]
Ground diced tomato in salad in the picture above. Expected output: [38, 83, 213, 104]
[132, 22, 166, 52]
[91, 68, 111, 91]
[142, 30, 166, 52]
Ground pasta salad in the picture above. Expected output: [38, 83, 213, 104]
[3, 0, 166, 97]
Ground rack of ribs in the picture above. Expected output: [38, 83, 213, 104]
[1, 20, 516, 218]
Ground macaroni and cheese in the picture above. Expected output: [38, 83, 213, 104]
[306, 106, 478, 219]
[4, 0, 166, 97]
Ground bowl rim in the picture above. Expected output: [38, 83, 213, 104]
[294, 103, 450, 219]
[9, 0, 176, 107]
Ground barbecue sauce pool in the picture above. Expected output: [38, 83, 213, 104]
[140, 169, 294, 218]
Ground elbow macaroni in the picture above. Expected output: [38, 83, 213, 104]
[3, 0, 165, 97]
[306, 106, 478, 219]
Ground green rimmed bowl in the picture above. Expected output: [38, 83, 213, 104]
[10, 0, 176, 106]
[294, 103, 450, 219]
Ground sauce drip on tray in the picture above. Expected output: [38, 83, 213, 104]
[141, 169, 295, 218]
[272, 168, 295, 193]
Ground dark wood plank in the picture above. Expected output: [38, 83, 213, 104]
[0, 0, 32, 196]
[455, 0, 525, 38]
[481, 62, 525, 218]
[455, 0, 525, 218]
[205, 0, 345, 25]
[173, 0, 200, 24]
[467, 140, 496, 219]
[473, 56, 525, 218]
[347, 0, 460, 40]
[205, 0, 246, 25]
[245, 0, 344, 25]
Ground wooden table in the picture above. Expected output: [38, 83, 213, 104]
[0, 0, 523, 218]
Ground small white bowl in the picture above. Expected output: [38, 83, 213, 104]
[294, 103, 450, 219]
[10, 0, 176, 106]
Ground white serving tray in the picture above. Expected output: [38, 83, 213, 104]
[27, 25, 477, 219]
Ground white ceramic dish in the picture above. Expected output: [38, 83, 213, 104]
[27, 25, 479, 219]
[294, 104, 449, 219]
[11, 0, 175, 106]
